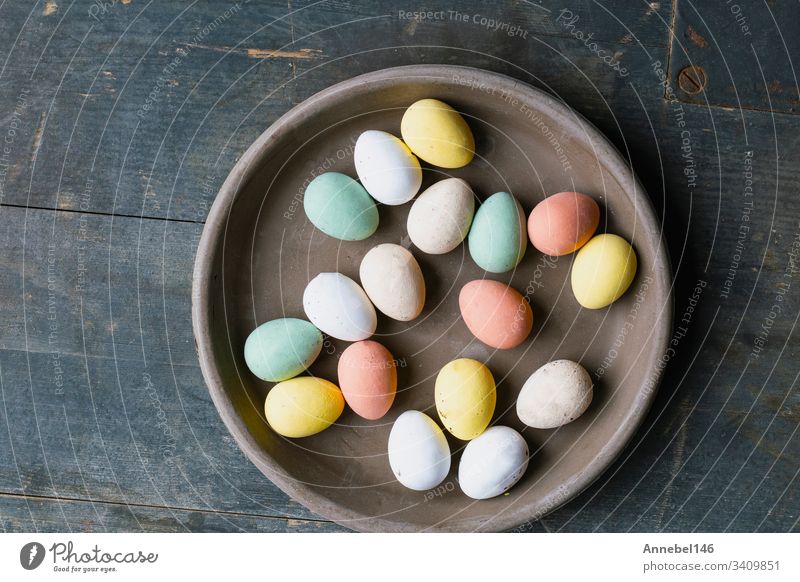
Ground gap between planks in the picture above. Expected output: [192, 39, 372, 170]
[0, 490, 334, 526]
[0, 203, 208, 225]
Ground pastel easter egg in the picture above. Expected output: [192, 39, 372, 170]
[244, 318, 323, 382]
[406, 177, 475, 254]
[571, 233, 637, 309]
[388, 410, 451, 491]
[303, 172, 378, 241]
[458, 426, 529, 500]
[468, 191, 527, 273]
[265, 376, 345, 438]
[528, 191, 600, 256]
[303, 272, 377, 341]
[359, 243, 425, 321]
[435, 358, 496, 440]
[337, 340, 397, 420]
[459, 280, 532, 349]
[400, 99, 475, 168]
[354, 130, 422, 205]
[516, 359, 593, 429]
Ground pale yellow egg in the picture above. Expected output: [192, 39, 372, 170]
[401, 99, 475, 168]
[435, 358, 496, 440]
[265, 377, 344, 438]
[571, 233, 637, 309]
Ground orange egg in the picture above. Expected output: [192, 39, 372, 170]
[527, 191, 600, 256]
[459, 280, 533, 349]
[337, 340, 398, 420]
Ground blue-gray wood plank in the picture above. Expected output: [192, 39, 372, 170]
[0, 0, 797, 532]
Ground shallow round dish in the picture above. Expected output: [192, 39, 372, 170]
[192, 65, 672, 532]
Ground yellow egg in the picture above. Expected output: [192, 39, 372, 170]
[401, 99, 475, 168]
[435, 359, 496, 440]
[264, 377, 344, 438]
[571, 234, 637, 309]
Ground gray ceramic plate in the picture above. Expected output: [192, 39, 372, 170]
[192, 65, 672, 532]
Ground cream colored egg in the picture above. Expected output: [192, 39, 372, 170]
[516, 359, 593, 429]
[407, 178, 475, 254]
[354, 130, 422, 206]
[359, 243, 426, 321]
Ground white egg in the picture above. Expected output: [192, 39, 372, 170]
[302, 272, 377, 341]
[354, 130, 422, 205]
[516, 359, 593, 429]
[458, 426, 529, 500]
[359, 243, 425, 321]
[407, 178, 475, 254]
[388, 410, 451, 491]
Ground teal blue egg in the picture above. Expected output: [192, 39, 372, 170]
[303, 172, 379, 241]
[468, 192, 527, 273]
[244, 318, 323, 382]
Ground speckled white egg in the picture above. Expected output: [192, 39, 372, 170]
[516, 359, 593, 429]
[302, 272, 377, 342]
[458, 426, 529, 499]
[359, 243, 425, 321]
[354, 130, 422, 206]
[407, 178, 475, 254]
[388, 410, 451, 491]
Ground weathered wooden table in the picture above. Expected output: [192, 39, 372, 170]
[1, 0, 797, 532]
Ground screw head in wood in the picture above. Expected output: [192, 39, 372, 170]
[677, 65, 707, 96]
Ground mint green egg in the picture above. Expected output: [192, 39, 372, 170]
[244, 318, 323, 382]
[303, 172, 379, 241]
[468, 191, 527, 273]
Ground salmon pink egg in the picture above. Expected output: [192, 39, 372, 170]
[527, 191, 600, 256]
[459, 280, 533, 349]
[337, 340, 397, 420]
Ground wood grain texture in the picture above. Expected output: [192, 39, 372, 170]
[1, 0, 798, 532]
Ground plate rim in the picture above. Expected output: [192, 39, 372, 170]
[191, 64, 674, 532]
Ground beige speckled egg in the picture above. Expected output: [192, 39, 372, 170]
[359, 243, 426, 321]
[407, 178, 475, 255]
[516, 359, 593, 429]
